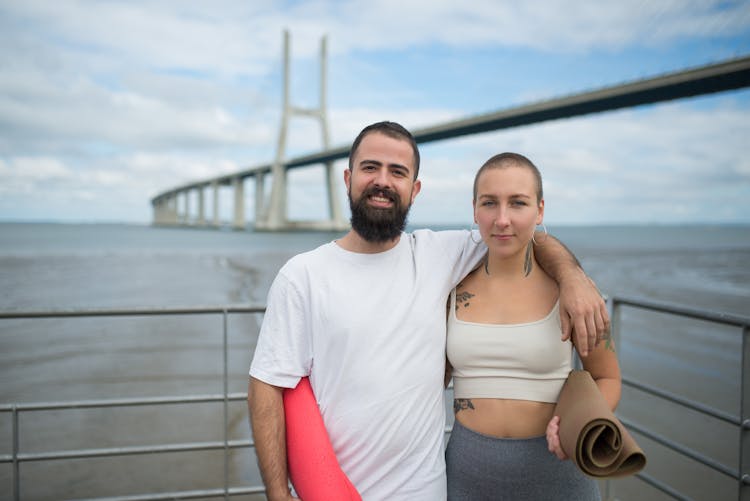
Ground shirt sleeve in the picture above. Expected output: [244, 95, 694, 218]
[249, 266, 312, 388]
[430, 229, 487, 287]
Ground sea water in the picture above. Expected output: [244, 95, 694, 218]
[0, 222, 748, 500]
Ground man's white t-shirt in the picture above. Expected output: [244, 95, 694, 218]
[250, 229, 484, 501]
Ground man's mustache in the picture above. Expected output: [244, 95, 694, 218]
[362, 186, 398, 204]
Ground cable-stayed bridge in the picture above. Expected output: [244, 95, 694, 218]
[150, 35, 750, 231]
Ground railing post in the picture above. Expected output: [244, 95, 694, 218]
[12, 405, 19, 501]
[741, 325, 750, 501]
[223, 309, 230, 501]
[604, 297, 620, 501]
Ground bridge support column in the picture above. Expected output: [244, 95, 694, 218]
[159, 200, 169, 225]
[182, 191, 190, 225]
[233, 178, 245, 230]
[263, 164, 287, 230]
[255, 172, 265, 223]
[153, 200, 163, 225]
[319, 36, 345, 228]
[197, 187, 205, 226]
[164, 200, 173, 225]
[255, 30, 348, 232]
[174, 193, 183, 224]
[154, 200, 162, 225]
[212, 181, 220, 227]
[169, 195, 178, 225]
[325, 160, 344, 224]
[157, 196, 168, 226]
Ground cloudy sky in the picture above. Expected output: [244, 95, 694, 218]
[1, 1, 749, 227]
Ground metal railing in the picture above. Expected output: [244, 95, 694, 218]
[1, 296, 749, 500]
[0, 305, 268, 501]
[605, 295, 750, 501]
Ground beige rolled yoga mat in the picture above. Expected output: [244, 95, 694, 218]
[553, 370, 646, 477]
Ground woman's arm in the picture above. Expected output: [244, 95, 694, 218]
[533, 233, 610, 357]
[579, 336, 622, 411]
[547, 336, 622, 460]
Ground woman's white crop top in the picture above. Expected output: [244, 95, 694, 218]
[446, 289, 573, 403]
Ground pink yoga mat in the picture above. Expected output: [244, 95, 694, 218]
[283, 377, 362, 501]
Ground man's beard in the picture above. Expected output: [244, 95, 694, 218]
[349, 185, 411, 243]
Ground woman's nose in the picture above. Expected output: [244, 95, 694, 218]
[494, 208, 510, 226]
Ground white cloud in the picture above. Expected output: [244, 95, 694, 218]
[0, 0, 747, 224]
[4, 1, 283, 75]
[409, 97, 750, 224]
[0, 72, 275, 154]
[4, 1, 747, 75]
[6, 157, 72, 180]
[325, 0, 750, 52]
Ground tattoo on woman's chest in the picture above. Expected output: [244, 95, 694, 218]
[455, 291, 475, 310]
[454, 399, 475, 414]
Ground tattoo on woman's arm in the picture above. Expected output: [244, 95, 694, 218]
[454, 399, 475, 414]
[590, 329, 616, 353]
[604, 333, 616, 353]
[455, 291, 475, 311]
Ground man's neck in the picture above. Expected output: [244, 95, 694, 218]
[335, 230, 402, 254]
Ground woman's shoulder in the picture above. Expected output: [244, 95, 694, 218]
[456, 265, 483, 291]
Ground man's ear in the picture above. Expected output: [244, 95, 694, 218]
[410, 179, 421, 204]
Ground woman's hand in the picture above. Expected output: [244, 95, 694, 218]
[546, 415, 568, 460]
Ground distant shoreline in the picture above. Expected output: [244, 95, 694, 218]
[1, 219, 749, 229]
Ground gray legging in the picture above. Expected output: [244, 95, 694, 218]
[446, 419, 600, 501]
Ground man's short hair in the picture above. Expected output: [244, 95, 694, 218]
[349, 121, 421, 179]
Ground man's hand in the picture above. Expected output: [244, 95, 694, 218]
[558, 271, 610, 357]
[531, 233, 609, 355]
[268, 492, 298, 501]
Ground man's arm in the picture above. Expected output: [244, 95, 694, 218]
[533, 232, 610, 357]
[248, 377, 297, 501]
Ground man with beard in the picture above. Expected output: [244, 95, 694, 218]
[248, 121, 608, 501]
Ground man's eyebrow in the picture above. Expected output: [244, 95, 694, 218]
[359, 159, 410, 172]
[359, 159, 383, 166]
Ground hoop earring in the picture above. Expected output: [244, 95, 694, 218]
[532, 223, 548, 245]
[523, 240, 533, 277]
[470, 222, 482, 244]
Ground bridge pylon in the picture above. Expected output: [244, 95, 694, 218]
[254, 30, 349, 232]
